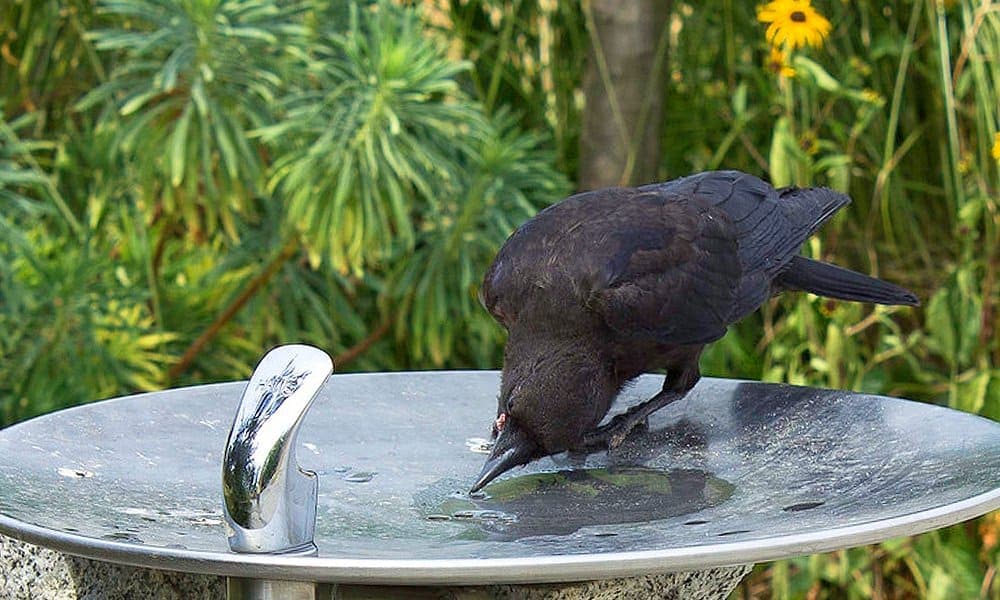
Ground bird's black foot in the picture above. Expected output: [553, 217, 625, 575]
[579, 389, 685, 452]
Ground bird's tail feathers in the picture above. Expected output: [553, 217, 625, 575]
[778, 256, 919, 306]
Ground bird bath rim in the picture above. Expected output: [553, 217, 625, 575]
[3, 486, 1000, 584]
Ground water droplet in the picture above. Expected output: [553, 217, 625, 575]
[101, 532, 143, 543]
[783, 501, 825, 512]
[451, 509, 517, 524]
[466, 438, 493, 454]
[344, 471, 375, 483]
[57, 467, 94, 479]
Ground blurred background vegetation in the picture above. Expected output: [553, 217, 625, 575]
[0, 0, 997, 597]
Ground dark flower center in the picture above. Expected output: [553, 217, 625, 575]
[790, 11, 807, 22]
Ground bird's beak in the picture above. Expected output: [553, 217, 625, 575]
[470, 422, 536, 493]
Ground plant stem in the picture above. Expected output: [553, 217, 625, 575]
[875, 0, 922, 229]
[138, 213, 164, 331]
[0, 119, 83, 237]
[167, 237, 300, 381]
[934, 0, 966, 210]
[485, 0, 521, 114]
[334, 319, 392, 368]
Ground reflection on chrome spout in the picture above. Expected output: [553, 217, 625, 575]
[222, 344, 333, 554]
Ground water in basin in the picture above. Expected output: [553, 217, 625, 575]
[421, 467, 734, 539]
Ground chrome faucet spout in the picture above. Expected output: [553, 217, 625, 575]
[222, 344, 333, 554]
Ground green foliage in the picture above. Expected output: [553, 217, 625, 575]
[436, 0, 587, 173]
[78, 0, 304, 238]
[261, 2, 480, 272]
[388, 109, 566, 365]
[0, 114, 53, 215]
[0, 117, 174, 423]
[0, 0, 101, 129]
[1, 0, 998, 597]
[0, 0, 569, 424]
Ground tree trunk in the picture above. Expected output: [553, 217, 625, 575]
[579, 0, 671, 190]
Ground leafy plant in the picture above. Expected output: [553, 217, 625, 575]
[388, 109, 569, 365]
[1, 0, 998, 597]
[77, 0, 303, 238]
[0, 115, 174, 423]
[0, 0, 101, 131]
[261, 1, 481, 273]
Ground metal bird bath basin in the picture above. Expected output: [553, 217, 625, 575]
[2, 362, 1000, 595]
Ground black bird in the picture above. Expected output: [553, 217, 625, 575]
[471, 170, 918, 493]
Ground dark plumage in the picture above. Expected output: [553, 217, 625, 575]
[471, 170, 918, 492]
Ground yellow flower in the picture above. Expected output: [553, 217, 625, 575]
[758, 0, 832, 49]
[765, 47, 796, 78]
[958, 153, 971, 175]
[860, 89, 885, 106]
[992, 132, 1000, 162]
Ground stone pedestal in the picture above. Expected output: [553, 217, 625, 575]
[1, 535, 751, 600]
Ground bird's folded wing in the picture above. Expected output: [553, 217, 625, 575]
[588, 199, 741, 345]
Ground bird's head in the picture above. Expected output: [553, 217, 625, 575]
[471, 337, 616, 493]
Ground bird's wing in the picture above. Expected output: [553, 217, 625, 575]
[639, 171, 850, 319]
[587, 194, 741, 345]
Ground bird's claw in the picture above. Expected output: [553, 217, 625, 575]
[579, 413, 647, 453]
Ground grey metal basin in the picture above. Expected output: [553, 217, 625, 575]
[1, 372, 998, 584]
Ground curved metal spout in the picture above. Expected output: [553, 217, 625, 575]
[222, 344, 333, 554]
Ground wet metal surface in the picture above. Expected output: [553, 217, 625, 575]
[1, 372, 1000, 584]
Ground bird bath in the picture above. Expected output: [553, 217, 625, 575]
[2, 347, 1000, 599]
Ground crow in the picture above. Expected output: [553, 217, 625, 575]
[471, 170, 918, 493]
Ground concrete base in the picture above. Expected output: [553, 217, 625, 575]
[1, 535, 751, 599]
[0, 535, 223, 599]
